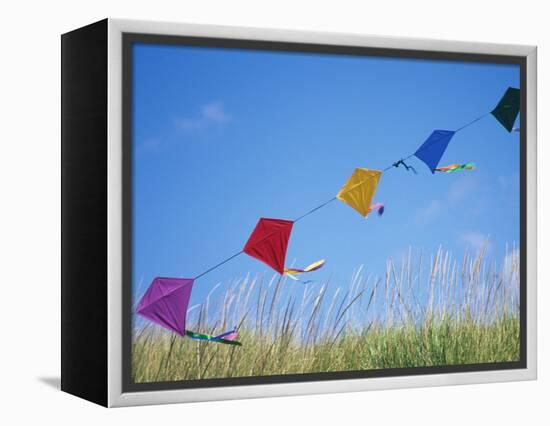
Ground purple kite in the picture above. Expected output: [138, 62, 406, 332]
[136, 277, 194, 337]
[136, 277, 242, 345]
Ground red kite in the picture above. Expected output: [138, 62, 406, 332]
[243, 217, 325, 277]
[243, 218, 293, 274]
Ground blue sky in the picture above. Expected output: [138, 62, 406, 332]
[131, 42, 520, 320]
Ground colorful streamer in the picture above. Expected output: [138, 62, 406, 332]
[368, 203, 385, 216]
[284, 259, 326, 276]
[435, 163, 476, 173]
[185, 329, 242, 346]
[220, 329, 239, 341]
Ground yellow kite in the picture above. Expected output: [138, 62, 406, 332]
[337, 168, 382, 217]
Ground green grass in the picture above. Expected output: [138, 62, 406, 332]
[132, 243, 520, 383]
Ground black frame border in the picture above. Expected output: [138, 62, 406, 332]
[61, 19, 109, 406]
[122, 32, 528, 393]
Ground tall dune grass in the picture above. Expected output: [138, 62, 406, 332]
[132, 244, 520, 383]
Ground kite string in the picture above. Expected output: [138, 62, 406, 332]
[294, 196, 338, 222]
[194, 250, 244, 280]
[194, 148, 435, 280]
[193, 108, 493, 281]
[296, 110, 491, 222]
[383, 153, 415, 172]
[455, 112, 490, 133]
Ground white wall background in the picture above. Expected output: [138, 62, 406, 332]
[0, 0, 546, 424]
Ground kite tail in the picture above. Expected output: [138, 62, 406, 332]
[212, 327, 239, 341]
[284, 259, 326, 276]
[368, 203, 385, 216]
[435, 162, 476, 173]
[185, 328, 242, 346]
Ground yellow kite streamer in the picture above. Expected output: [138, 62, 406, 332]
[336, 168, 382, 217]
[284, 259, 326, 276]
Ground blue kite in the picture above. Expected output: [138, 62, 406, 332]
[414, 130, 456, 174]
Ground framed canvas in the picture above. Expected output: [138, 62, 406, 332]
[61, 18, 537, 407]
